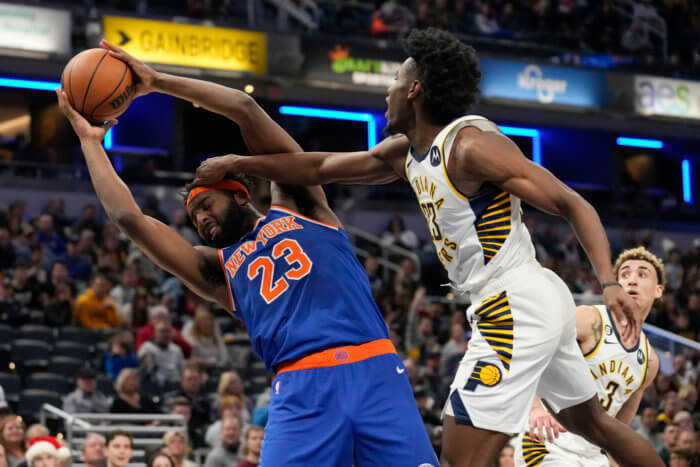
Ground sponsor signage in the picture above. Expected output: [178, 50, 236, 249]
[102, 16, 266, 74]
[480, 58, 606, 108]
[634, 75, 700, 120]
[0, 3, 71, 55]
[304, 38, 403, 89]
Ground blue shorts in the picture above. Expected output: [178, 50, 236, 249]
[261, 352, 439, 466]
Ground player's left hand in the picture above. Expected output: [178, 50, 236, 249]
[603, 285, 641, 344]
[56, 89, 117, 142]
[193, 155, 241, 186]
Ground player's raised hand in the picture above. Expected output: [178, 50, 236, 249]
[604, 285, 641, 344]
[56, 89, 117, 142]
[100, 39, 158, 98]
[529, 405, 566, 443]
[193, 155, 241, 186]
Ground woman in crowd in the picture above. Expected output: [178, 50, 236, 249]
[110, 368, 159, 415]
[147, 452, 176, 467]
[0, 416, 25, 467]
[25, 436, 71, 467]
[237, 426, 264, 467]
[162, 431, 195, 467]
[181, 305, 229, 370]
[213, 372, 251, 422]
[105, 333, 138, 380]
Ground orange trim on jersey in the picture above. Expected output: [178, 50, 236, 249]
[276, 339, 396, 374]
[269, 205, 339, 230]
[187, 180, 250, 209]
[217, 249, 236, 312]
[253, 216, 265, 230]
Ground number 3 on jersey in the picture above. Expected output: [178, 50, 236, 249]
[247, 239, 313, 304]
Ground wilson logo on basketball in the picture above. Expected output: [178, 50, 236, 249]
[109, 84, 134, 109]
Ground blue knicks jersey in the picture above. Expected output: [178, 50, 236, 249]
[218, 206, 389, 371]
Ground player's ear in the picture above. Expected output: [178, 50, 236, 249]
[407, 80, 422, 100]
[233, 190, 249, 207]
[654, 284, 664, 300]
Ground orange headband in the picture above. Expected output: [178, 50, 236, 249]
[186, 180, 250, 209]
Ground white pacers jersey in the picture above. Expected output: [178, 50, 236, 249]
[551, 304, 651, 456]
[404, 115, 536, 292]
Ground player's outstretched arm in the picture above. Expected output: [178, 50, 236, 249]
[451, 129, 640, 342]
[193, 134, 410, 187]
[56, 89, 230, 310]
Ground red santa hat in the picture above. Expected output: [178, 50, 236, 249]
[25, 436, 71, 465]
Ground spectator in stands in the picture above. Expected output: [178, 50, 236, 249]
[63, 366, 111, 414]
[104, 431, 132, 467]
[0, 276, 29, 327]
[111, 368, 158, 415]
[381, 215, 419, 250]
[669, 448, 693, 467]
[24, 436, 70, 467]
[63, 235, 92, 282]
[204, 417, 241, 467]
[167, 397, 204, 450]
[677, 429, 696, 452]
[80, 433, 105, 467]
[136, 306, 191, 358]
[110, 265, 140, 311]
[0, 444, 7, 467]
[41, 281, 73, 328]
[162, 432, 195, 467]
[363, 256, 384, 294]
[0, 416, 25, 467]
[474, 3, 500, 36]
[440, 322, 467, 374]
[77, 229, 98, 265]
[660, 423, 680, 464]
[169, 210, 198, 246]
[674, 411, 694, 433]
[237, 425, 263, 467]
[497, 444, 515, 467]
[138, 321, 185, 387]
[214, 372, 251, 420]
[14, 424, 50, 467]
[74, 273, 122, 329]
[121, 288, 150, 330]
[205, 396, 245, 448]
[679, 385, 697, 413]
[74, 205, 101, 240]
[35, 215, 65, 259]
[181, 305, 229, 370]
[147, 453, 175, 467]
[659, 393, 682, 428]
[636, 406, 663, 450]
[104, 332, 138, 381]
[165, 364, 212, 446]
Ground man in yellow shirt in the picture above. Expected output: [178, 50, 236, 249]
[74, 273, 122, 329]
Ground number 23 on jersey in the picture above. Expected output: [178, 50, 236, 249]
[247, 239, 313, 304]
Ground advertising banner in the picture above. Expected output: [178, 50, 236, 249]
[0, 3, 71, 56]
[479, 58, 607, 108]
[634, 75, 700, 120]
[102, 16, 266, 74]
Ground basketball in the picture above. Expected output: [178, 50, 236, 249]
[60, 48, 135, 124]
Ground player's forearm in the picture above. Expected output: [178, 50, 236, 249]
[80, 139, 142, 225]
[233, 152, 336, 185]
[562, 194, 615, 284]
[153, 73, 253, 121]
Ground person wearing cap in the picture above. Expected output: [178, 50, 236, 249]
[24, 436, 70, 467]
[62, 366, 111, 414]
[74, 272, 122, 329]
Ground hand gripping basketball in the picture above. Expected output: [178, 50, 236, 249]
[100, 39, 158, 99]
[56, 89, 117, 142]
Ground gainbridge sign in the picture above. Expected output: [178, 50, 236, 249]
[102, 16, 266, 74]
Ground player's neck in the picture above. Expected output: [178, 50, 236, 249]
[408, 114, 445, 155]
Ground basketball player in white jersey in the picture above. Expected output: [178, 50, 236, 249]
[516, 246, 662, 466]
[192, 28, 664, 467]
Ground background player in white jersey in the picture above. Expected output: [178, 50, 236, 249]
[191, 28, 663, 467]
[516, 246, 663, 466]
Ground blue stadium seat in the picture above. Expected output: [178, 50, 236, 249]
[25, 372, 69, 395]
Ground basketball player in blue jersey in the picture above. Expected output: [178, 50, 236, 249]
[515, 246, 662, 466]
[55, 41, 439, 467]
[194, 28, 664, 467]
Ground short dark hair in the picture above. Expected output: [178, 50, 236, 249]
[183, 172, 255, 205]
[400, 28, 481, 125]
[106, 429, 132, 447]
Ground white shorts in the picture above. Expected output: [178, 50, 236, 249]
[514, 431, 610, 467]
[442, 262, 597, 434]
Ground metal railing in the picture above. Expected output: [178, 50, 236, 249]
[344, 225, 421, 283]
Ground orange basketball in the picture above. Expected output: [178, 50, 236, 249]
[61, 48, 135, 124]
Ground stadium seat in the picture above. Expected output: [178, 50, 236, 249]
[0, 372, 21, 404]
[11, 339, 50, 372]
[0, 324, 16, 343]
[58, 326, 98, 346]
[49, 356, 83, 377]
[97, 374, 115, 396]
[25, 372, 69, 395]
[53, 341, 90, 360]
[19, 324, 54, 345]
[18, 389, 62, 422]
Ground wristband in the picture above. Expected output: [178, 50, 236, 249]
[601, 281, 622, 290]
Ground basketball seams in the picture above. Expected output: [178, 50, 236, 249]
[67, 62, 76, 108]
[80, 50, 110, 114]
[89, 61, 128, 123]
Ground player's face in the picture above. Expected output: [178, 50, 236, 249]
[617, 260, 663, 314]
[188, 191, 249, 248]
[385, 58, 416, 135]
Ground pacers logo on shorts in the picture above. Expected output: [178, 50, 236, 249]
[465, 360, 502, 392]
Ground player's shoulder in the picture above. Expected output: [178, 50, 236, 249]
[575, 305, 603, 340]
[371, 134, 410, 161]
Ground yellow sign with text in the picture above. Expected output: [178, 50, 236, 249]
[103, 16, 266, 74]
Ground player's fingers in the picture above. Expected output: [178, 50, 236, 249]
[103, 120, 118, 132]
[55, 90, 76, 120]
[100, 39, 124, 55]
